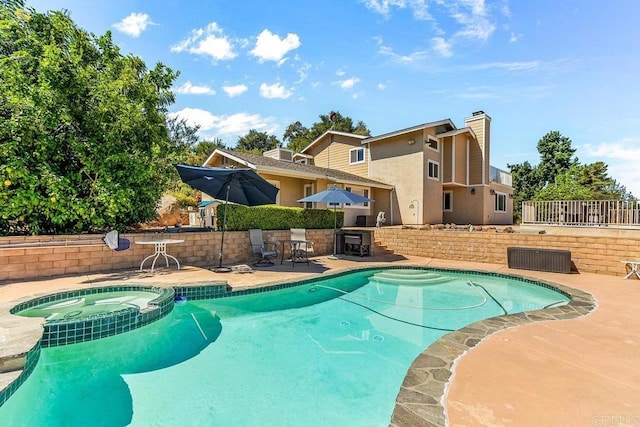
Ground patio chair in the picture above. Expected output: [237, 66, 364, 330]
[249, 229, 278, 266]
[289, 228, 314, 265]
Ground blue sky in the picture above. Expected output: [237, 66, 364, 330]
[27, 0, 640, 195]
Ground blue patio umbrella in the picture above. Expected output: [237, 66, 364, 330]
[298, 186, 373, 256]
[175, 164, 279, 271]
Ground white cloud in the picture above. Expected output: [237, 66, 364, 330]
[259, 82, 293, 99]
[468, 60, 542, 72]
[295, 63, 311, 84]
[250, 29, 301, 64]
[510, 32, 523, 43]
[171, 22, 236, 61]
[361, 0, 431, 20]
[222, 84, 248, 97]
[338, 77, 361, 90]
[378, 43, 430, 65]
[174, 81, 216, 95]
[431, 37, 453, 57]
[377, 83, 387, 90]
[582, 139, 640, 196]
[336, 69, 346, 77]
[113, 13, 154, 38]
[169, 108, 278, 141]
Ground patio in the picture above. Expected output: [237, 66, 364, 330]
[0, 253, 638, 426]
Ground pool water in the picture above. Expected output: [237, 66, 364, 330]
[17, 291, 160, 320]
[0, 269, 568, 426]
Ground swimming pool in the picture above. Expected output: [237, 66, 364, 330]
[0, 268, 571, 426]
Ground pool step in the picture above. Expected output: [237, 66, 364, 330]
[371, 269, 451, 285]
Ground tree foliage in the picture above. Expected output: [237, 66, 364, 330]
[509, 131, 633, 223]
[283, 111, 371, 153]
[0, 6, 181, 235]
[236, 130, 279, 154]
[535, 131, 579, 186]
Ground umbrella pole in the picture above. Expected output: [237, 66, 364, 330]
[328, 204, 341, 260]
[214, 183, 232, 273]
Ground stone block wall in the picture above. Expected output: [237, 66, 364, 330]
[0, 229, 336, 282]
[373, 228, 640, 277]
[2, 228, 638, 281]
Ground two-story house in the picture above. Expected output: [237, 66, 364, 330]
[201, 110, 513, 226]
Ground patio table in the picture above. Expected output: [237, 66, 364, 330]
[135, 239, 184, 273]
[278, 239, 311, 267]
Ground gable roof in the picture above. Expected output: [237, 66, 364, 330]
[208, 148, 393, 189]
[363, 119, 456, 144]
[437, 127, 477, 139]
[300, 130, 368, 154]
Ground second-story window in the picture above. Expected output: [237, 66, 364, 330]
[428, 159, 440, 180]
[427, 135, 439, 151]
[349, 147, 365, 165]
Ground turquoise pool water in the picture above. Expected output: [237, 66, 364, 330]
[0, 269, 568, 426]
[17, 291, 160, 320]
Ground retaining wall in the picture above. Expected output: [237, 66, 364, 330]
[0, 229, 335, 282]
[373, 228, 640, 277]
[2, 227, 639, 281]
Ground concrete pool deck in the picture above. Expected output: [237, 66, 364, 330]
[1, 253, 638, 426]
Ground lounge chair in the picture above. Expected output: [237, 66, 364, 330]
[249, 229, 278, 266]
[289, 228, 314, 265]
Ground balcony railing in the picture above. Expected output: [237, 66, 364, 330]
[489, 166, 512, 186]
[522, 200, 640, 227]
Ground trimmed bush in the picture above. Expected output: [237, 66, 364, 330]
[218, 205, 343, 231]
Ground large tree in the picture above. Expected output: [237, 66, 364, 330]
[283, 111, 371, 153]
[0, 5, 180, 234]
[236, 130, 279, 154]
[535, 131, 579, 186]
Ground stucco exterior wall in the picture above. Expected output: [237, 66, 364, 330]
[369, 132, 425, 225]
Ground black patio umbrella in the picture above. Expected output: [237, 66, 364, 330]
[298, 186, 373, 257]
[175, 164, 279, 271]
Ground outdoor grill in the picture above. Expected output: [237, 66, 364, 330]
[343, 231, 371, 257]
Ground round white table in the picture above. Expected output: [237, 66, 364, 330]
[135, 239, 184, 273]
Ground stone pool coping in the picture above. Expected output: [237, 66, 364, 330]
[388, 269, 597, 427]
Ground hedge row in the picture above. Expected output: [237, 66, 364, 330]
[217, 205, 343, 231]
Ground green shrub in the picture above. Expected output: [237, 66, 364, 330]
[218, 205, 343, 231]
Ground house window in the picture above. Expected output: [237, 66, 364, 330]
[427, 135, 439, 151]
[303, 184, 313, 209]
[443, 191, 453, 212]
[428, 160, 440, 180]
[363, 189, 369, 207]
[349, 147, 365, 165]
[345, 186, 352, 206]
[494, 192, 507, 213]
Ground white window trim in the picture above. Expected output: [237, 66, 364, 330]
[267, 180, 280, 205]
[342, 186, 370, 209]
[303, 184, 313, 209]
[349, 147, 365, 165]
[494, 191, 507, 213]
[427, 159, 440, 181]
[426, 134, 439, 152]
[443, 191, 453, 212]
